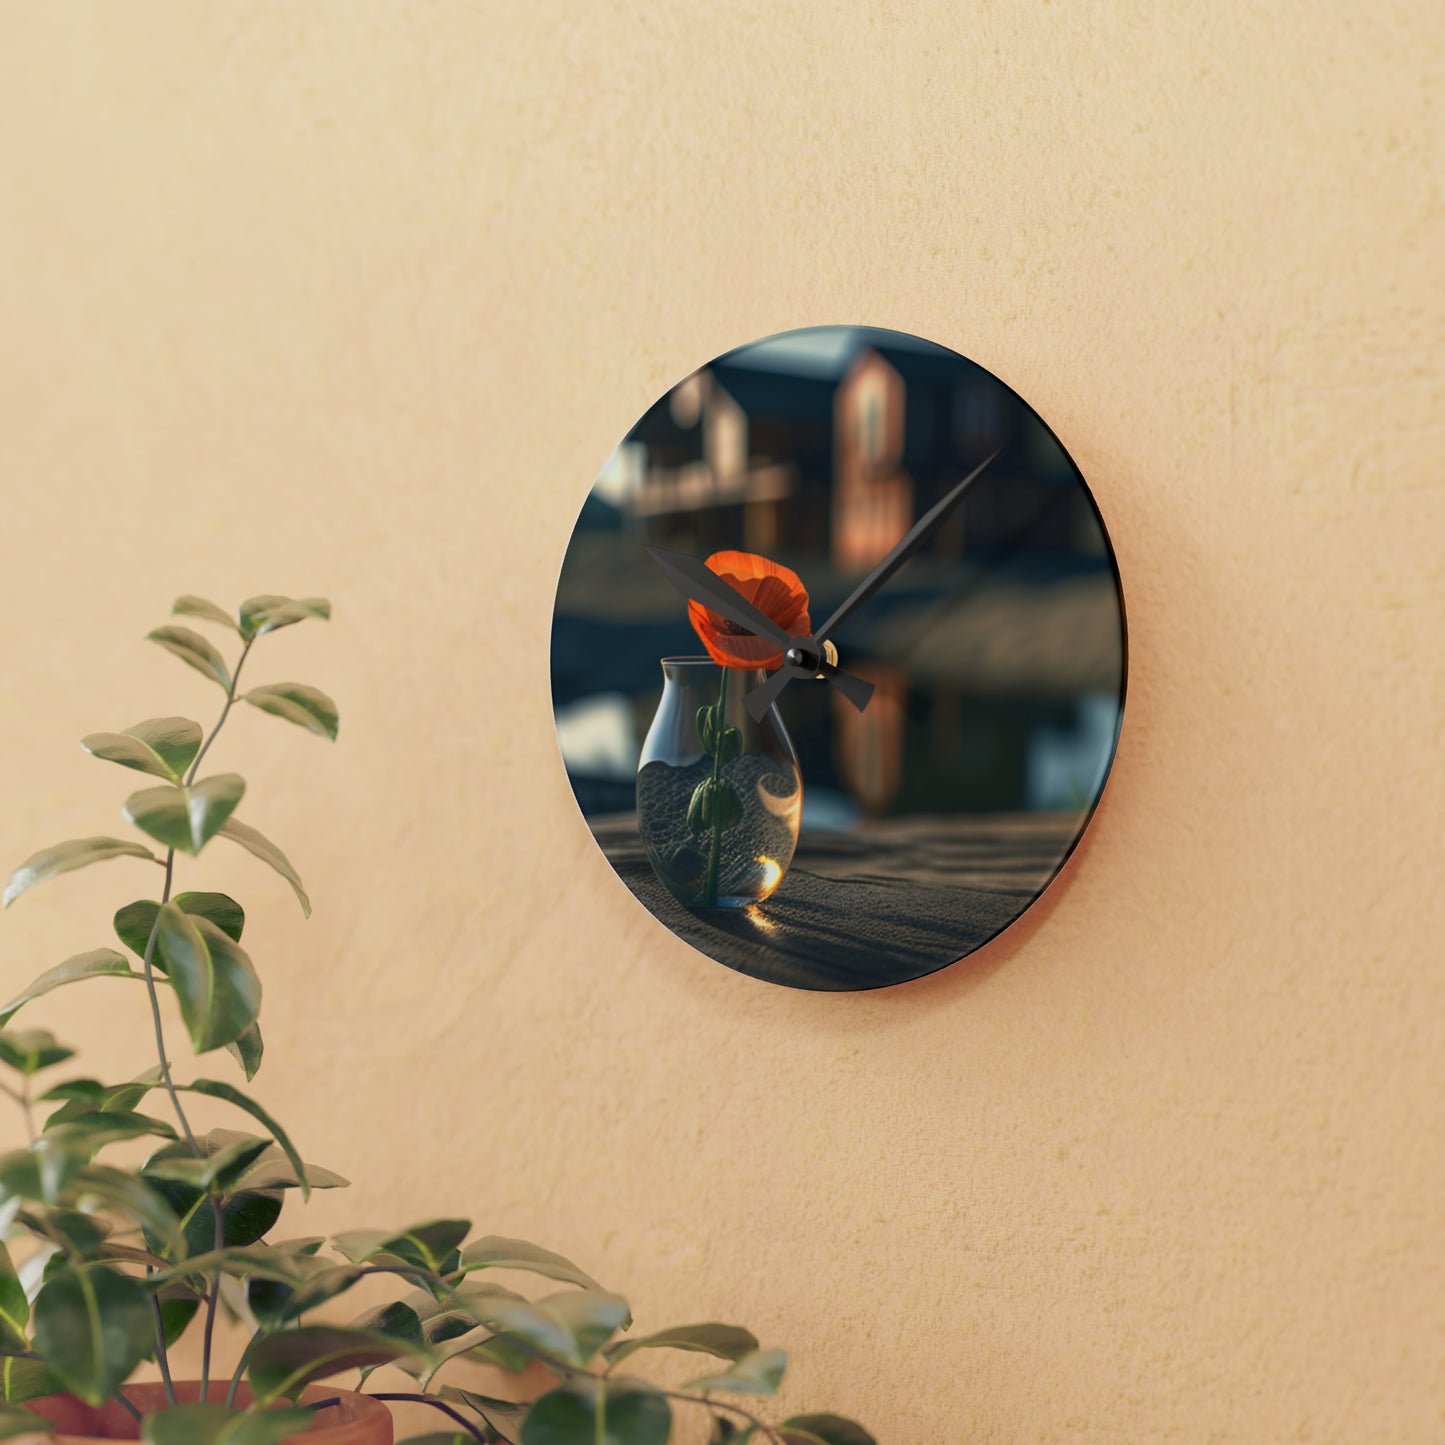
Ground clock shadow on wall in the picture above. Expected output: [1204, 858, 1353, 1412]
[550, 326, 1126, 991]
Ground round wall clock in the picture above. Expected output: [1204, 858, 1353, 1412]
[550, 326, 1126, 991]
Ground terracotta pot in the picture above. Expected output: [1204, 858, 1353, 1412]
[18, 1381, 392, 1443]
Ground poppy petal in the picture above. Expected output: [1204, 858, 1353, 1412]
[685, 551, 812, 670]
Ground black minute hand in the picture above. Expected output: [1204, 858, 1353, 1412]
[743, 449, 1001, 721]
[815, 449, 1001, 640]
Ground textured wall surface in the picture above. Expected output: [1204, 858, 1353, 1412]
[1, 4, 1441, 1440]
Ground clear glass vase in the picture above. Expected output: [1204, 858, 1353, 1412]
[637, 657, 802, 909]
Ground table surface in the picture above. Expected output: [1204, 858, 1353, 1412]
[587, 809, 1085, 990]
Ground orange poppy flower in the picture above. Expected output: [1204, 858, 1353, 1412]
[688, 550, 812, 670]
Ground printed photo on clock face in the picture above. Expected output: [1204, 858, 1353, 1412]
[550, 325, 1126, 991]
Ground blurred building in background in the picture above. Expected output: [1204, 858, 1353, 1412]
[554, 330, 1123, 823]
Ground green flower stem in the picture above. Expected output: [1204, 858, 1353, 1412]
[701, 667, 730, 907]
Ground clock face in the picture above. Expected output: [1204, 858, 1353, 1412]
[551, 326, 1126, 991]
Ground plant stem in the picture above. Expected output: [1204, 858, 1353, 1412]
[135, 634, 255, 1400]
[0, 1081, 35, 1143]
[146, 1267, 178, 1407]
[139, 849, 198, 1157]
[224, 1334, 256, 1410]
[365, 1394, 490, 1443]
[112, 1391, 143, 1424]
[199, 1195, 225, 1397]
[701, 667, 730, 906]
[186, 640, 254, 786]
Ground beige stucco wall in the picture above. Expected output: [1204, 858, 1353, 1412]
[1, 4, 1441, 1439]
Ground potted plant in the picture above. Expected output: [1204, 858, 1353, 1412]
[0, 593, 876, 1445]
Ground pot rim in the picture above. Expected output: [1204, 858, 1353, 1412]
[19, 1380, 392, 1443]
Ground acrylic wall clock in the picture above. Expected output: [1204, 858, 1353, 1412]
[550, 325, 1126, 991]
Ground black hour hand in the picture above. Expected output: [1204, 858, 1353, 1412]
[745, 645, 874, 722]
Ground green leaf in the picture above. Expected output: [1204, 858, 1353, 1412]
[0, 1404, 55, 1439]
[44, 1108, 178, 1160]
[3, 837, 159, 909]
[0, 1139, 76, 1206]
[225, 1022, 264, 1082]
[80, 717, 203, 783]
[779, 1418, 878, 1445]
[146, 1178, 280, 1259]
[354, 1284, 521, 1364]
[0, 1244, 29, 1352]
[709, 1418, 750, 1445]
[124, 775, 246, 857]
[33, 1213, 111, 1260]
[41, 1067, 162, 1122]
[143, 1135, 273, 1192]
[141, 1402, 239, 1445]
[456, 1236, 603, 1291]
[248, 1325, 420, 1405]
[686, 1348, 787, 1395]
[461, 1331, 536, 1373]
[603, 1322, 759, 1366]
[74, 1165, 185, 1256]
[349, 1300, 425, 1351]
[480, 1290, 630, 1369]
[268, 1237, 326, 1256]
[147, 624, 232, 691]
[154, 907, 260, 1053]
[521, 1378, 670, 1445]
[33, 1264, 151, 1405]
[192, 1131, 346, 1194]
[177, 1080, 312, 1201]
[439, 1387, 528, 1437]
[238, 596, 330, 641]
[145, 1279, 199, 1353]
[247, 1260, 361, 1328]
[115, 891, 245, 959]
[147, 1243, 316, 1291]
[172, 596, 242, 635]
[142, 1401, 316, 1445]
[216, 818, 310, 917]
[0, 950, 139, 1027]
[217, 1411, 322, 1445]
[243, 684, 339, 741]
[0, 1357, 63, 1406]
[332, 1220, 470, 1274]
[396, 1437, 472, 1445]
[0, 1030, 74, 1076]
